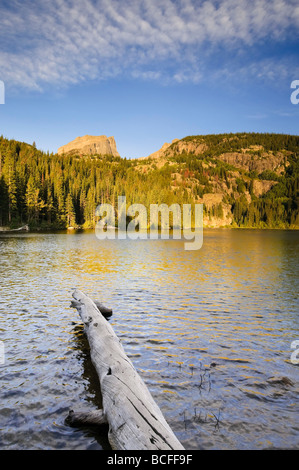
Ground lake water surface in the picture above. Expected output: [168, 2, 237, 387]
[0, 229, 298, 450]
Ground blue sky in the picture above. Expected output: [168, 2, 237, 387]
[0, 0, 298, 159]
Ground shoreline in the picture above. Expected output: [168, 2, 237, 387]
[0, 225, 298, 235]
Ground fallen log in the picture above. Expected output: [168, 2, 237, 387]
[69, 289, 184, 451]
[0, 224, 29, 233]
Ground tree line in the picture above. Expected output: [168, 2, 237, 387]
[0, 133, 298, 230]
[0, 136, 189, 229]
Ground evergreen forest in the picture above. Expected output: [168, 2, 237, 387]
[0, 132, 298, 230]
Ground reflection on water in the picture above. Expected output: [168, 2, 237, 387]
[0, 229, 298, 449]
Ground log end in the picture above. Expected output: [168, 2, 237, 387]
[65, 409, 108, 427]
[94, 301, 113, 318]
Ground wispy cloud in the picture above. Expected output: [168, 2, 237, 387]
[246, 113, 268, 119]
[0, 0, 298, 91]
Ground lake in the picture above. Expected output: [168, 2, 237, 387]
[0, 229, 298, 450]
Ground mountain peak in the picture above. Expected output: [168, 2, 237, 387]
[57, 134, 120, 157]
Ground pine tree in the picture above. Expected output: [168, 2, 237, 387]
[46, 185, 55, 225]
[84, 188, 96, 228]
[2, 150, 18, 223]
[25, 176, 38, 222]
[65, 192, 76, 228]
[0, 176, 8, 225]
[25, 175, 46, 224]
[54, 173, 66, 225]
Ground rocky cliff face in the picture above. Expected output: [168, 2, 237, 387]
[152, 138, 286, 175]
[58, 135, 120, 157]
[146, 139, 179, 159]
[216, 151, 286, 174]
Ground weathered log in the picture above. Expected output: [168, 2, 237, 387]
[0, 224, 29, 233]
[70, 289, 184, 451]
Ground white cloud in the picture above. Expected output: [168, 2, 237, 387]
[0, 0, 298, 91]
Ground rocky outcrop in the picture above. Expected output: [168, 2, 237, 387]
[151, 138, 287, 175]
[145, 139, 179, 160]
[58, 135, 120, 157]
[216, 152, 286, 174]
[167, 140, 208, 156]
[252, 179, 278, 197]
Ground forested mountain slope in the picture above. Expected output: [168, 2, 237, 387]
[0, 132, 298, 230]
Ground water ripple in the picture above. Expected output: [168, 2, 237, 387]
[0, 230, 298, 449]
